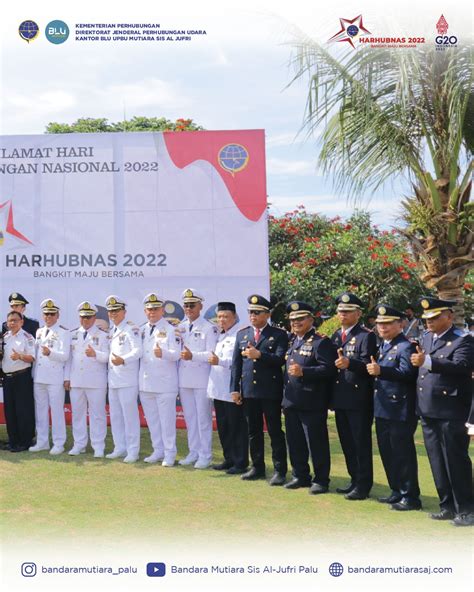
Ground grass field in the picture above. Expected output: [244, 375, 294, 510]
[0, 416, 472, 549]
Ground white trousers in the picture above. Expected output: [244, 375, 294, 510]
[70, 387, 107, 452]
[180, 387, 212, 463]
[108, 386, 140, 456]
[33, 382, 66, 448]
[140, 391, 177, 462]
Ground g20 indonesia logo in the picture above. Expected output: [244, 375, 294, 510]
[435, 15, 457, 48]
[18, 20, 39, 43]
[45, 20, 69, 44]
[218, 144, 249, 176]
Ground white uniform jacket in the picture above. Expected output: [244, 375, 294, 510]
[139, 318, 180, 393]
[207, 322, 242, 402]
[33, 323, 70, 385]
[2, 329, 35, 374]
[65, 324, 109, 389]
[178, 316, 218, 389]
[108, 320, 142, 388]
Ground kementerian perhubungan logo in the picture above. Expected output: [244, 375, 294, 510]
[435, 15, 457, 49]
[0, 200, 33, 247]
[328, 15, 371, 49]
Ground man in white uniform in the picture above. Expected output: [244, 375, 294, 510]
[178, 289, 218, 469]
[64, 302, 109, 458]
[105, 295, 142, 463]
[30, 299, 70, 455]
[139, 293, 180, 466]
[207, 302, 248, 474]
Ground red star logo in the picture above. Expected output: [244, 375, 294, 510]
[0, 199, 33, 245]
[328, 15, 372, 49]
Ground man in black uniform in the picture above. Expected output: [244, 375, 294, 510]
[331, 292, 377, 500]
[411, 297, 474, 527]
[366, 305, 421, 511]
[283, 302, 337, 494]
[2, 292, 40, 337]
[230, 295, 289, 485]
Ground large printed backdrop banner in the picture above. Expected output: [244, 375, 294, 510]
[0, 130, 269, 406]
[0, 129, 269, 323]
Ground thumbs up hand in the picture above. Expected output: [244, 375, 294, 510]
[85, 344, 96, 358]
[10, 348, 21, 361]
[208, 351, 219, 365]
[243, 343, 261, 360]
[154, 343, 163, 358]
[180, 345, 193, 360]
[366, 355, 380, 376]
[335, 347, 349, 369]
[288, 362, 303, 377]
[411, 345, 425, 367]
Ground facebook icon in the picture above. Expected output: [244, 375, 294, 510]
[146, 562, 166, 577]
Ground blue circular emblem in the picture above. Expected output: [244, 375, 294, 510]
[347, 25, 359, 37]
[19, 21, 39, 43]
[328, 562, 344, 577]
[218, 144, 249, 174]
[45, 20, 69, 44]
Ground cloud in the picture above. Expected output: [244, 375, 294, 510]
[266, 157, 315, 175]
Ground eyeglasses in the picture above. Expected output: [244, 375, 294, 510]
[183, 303, 197, 309]
[43, 312, 57, 316]
[248, 310, 265, 315]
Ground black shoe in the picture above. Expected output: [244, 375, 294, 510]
[0, 442, 13, 451]
[430, 509, 455, 521]
[284, 478, 311, 490]
[452, 513, 474, 527]
[241, 467, 266, 481]
[378, 493, 402, 504]
[345, 488, 369, 501]
[391, 498, 422, 511]
[226, 466, 248, 475]
[269, 472, 286, 486]
[212, 461, 233, 471]
[11, 445, 29, 453]
[336, 482, 355, 494]
[309, 483, 329, 495]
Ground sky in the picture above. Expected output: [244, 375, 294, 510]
[0, 0, 472, 225]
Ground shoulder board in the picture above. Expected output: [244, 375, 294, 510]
[139, 322, 148, 328]
[98, 327, 108, 333]
[71, 327, 79, 332]
[453, 328, 466, 337]
[360, 326, 371, 333]
[239, 326, 251, 332]
[127, 320, 135, 325]
[60, 325, 68, 330]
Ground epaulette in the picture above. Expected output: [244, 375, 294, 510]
[453, 328, 467, 337]
[239, 325, 251, 331]
[139, 322, 148, 328]
[127, 320, 135, 326]
[70, 327, 79, 332]
[60, 325, 68, 330]
[361, 326, 371, 333]
[98, 327, 108, 333]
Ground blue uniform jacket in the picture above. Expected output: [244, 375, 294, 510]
[230, 324, 288, 400]
[373, 333, 417, 421]
[416, 327, 474, 421]
[283, 328, 337, 411]
[331, 323, 377, 410]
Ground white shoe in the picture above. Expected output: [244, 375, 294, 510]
[28, 444, 50, 452]
[105, 450, 127, 459]
[178, 455, 198, 466]
[68, 447, 86, 456]
[162, 459, 175, 467]
[123, 455, 138, 463]
[144, 453, 164, 463]
[94, 450, 104, 458]
[194, 460, 211, 470]
[49, 446, 65, 455]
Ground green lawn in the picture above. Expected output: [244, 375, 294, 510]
[0, 416, 471, 548]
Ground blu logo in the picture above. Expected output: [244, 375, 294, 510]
[45, 20, 69, 44]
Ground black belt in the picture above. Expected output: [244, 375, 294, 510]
[4, 367, 31, 378]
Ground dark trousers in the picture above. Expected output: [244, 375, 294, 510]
[214, 398, 249, 469]
[243, 397, 287, 475]
[335, 408, 373, 494]
[284, 407, 330, 487]
[3, 369, 35, 448]
[376, 416, 420, 501]
[421, 417, 473, 514]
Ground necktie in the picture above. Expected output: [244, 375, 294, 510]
[83, 331, 88, 340]
[255, 328, 261, 342]
[113, 326, 118, 334]
[432, 334, 438, 344]
[341, 329, 347, 342]
[45, 328, 50, 337]
[294, 337, 302, 348]
[150, 324, 155, 336]
[189, 323, 193, 333]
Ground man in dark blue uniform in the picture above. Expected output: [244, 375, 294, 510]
[2, 292, 39, 337]
[411, 297, 473, 527]
[283, 302, 337, 494]
[230, 295, 289, 485]
[366, 305, 421, 510]
[331, 292, 377, 500]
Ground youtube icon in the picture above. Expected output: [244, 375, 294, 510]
[146, 562, 166, 577]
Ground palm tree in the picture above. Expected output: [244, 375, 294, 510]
[289, 41, 473, 324]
